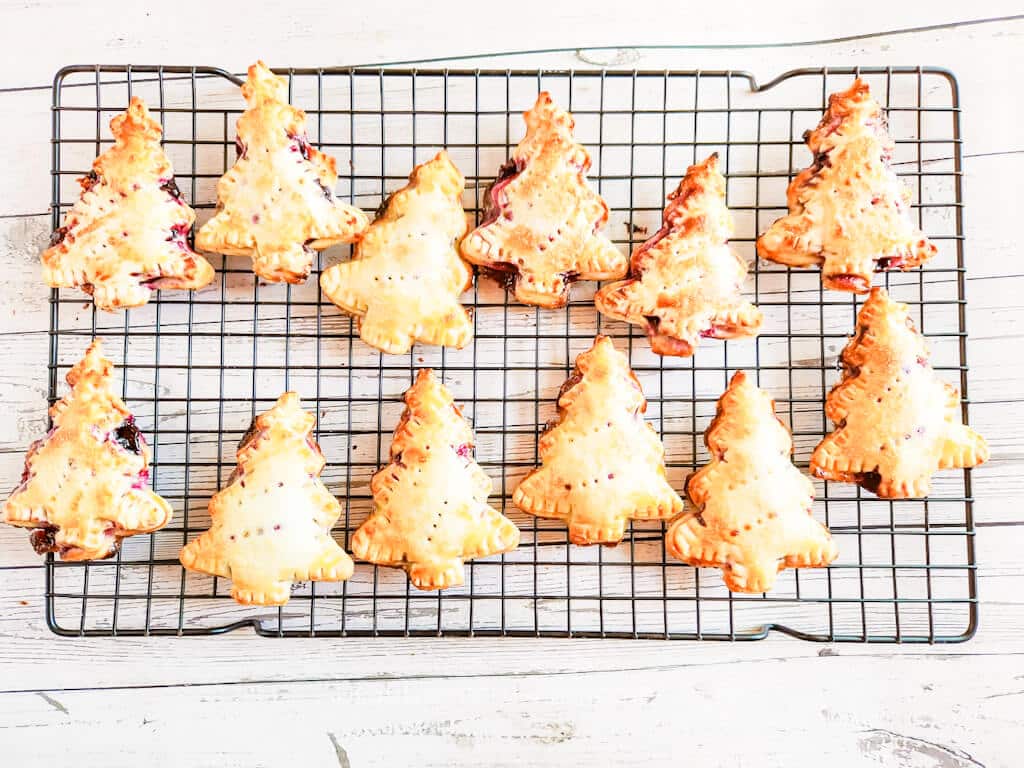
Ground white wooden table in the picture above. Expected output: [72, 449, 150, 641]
[1, 3, 1022, 765]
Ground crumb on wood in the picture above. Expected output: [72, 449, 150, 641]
[19, 600, 28, 606]
[417, 357, 424, 363]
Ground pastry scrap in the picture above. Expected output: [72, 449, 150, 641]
[320, 151, 473, 354]
[513, 335, 683, 545]
[756, 78, 938, 293]
[460, 92, 627, 308]
[350, 370, 519, 590]
[666, 372, 838, 593]
[1, 340, 171, 560]
[179, 392, 353, 605]
[595, 153, 762, 356]
[810, 288, 988, 498]
[41, 97, 214, 311]
[196, 61, 368, 283]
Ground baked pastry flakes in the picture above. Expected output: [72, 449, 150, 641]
[320, 151, 473, 354]
[666, 372, 838, 593]
[350, 370, 519, 590]
[1, 340, 171, 560]
[41, 97, 214, 311]
[460, 92, 627, 308]
[810, 288, 988, 498]
[196, 61, 368, 283]
[179, 392, 353, 605]
[595, 153, 762, 356]
[757, 78, 937, 293]
[513, 335, 683, 545]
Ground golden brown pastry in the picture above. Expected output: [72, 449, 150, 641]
[319, 151, 473, 354]
[513, 335, 683, 545]
[42, 97, 214, 311]
[666, 372, 838, 593]
[1, 340, 171, 560]
[196, 61, 368, 283]
[756, 78, 937, 293]
[350, 370, 519, 590]
[810, 287, 989, 498]
[179, 392, 353, 605]
[460, 92, 627, 308]
[595, 153, 762, 356]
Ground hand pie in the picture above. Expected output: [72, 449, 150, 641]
[666, 372, 838, 593]
[513, 335, 683, 545]
[320, 151, 473, 354]
[595, 153, 762, 356]
[350, 370, 520, 590]
[460, 92, 627, 308]
[1, 340, 171, 560]
[757, 78, 937, 293]
[179, 392, 353, 605]
[41, 97, 214, 311]
[196, 61, 369, 284]
[810, 288, 988, 498]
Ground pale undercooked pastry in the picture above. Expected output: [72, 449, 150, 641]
[319, 151, 473, 354]
[810, 287, 988, 498]
[350, 369, 520, 590]
[460, 92, 627, 308]
[179, 392, 354, 605]
[596, 153, 762, 356]
[1, 339, 171, 560]
[196, 61, 368, 283]
[756, 78, 937, 293]
[42, 97, 214, 310]
[666, 371, 838, 593]
[513, 335, 683, 545]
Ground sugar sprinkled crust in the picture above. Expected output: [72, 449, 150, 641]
[41, 98, 214, 310]
[460, 92, 627, 308]
[196, 61, 368, 284]
[810, 288, 988, 498]
[350, 369, 520, 590]
[179, 392, 353, 605]
[756, 78, 937, 293]
[596, 153, 762, 356]
[666, 372, 838, 593]
[1, 340, 171, 560]
[513, 335, 683, 545]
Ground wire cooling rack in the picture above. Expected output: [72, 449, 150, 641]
[43, 62, 975, 641]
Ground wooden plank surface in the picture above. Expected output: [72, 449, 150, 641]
[1, 3, 1023, 765]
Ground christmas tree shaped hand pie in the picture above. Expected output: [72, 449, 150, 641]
[757, 79, 937, 293]
[179, 393, 353, 605]
[666, 372, 838, 593]
[460, 92, 627, 308]
[1, 340, 171, 560]
[513, 335, 683, 545]
[810, 288, 988, 498]
[320, 151, 473, 354]
[196, 61, 368, 284]
[351, 370, 519, 590]
[42, 97, 214, 311]
[595, 153, 762, 356]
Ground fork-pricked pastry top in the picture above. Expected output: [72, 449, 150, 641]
[350, 369, 520, 590]
[196, 61, 368, 284]
[41, 97, 214, 311]
[756, 79, 937, 293]
[513, 335, 683, 546]
[666, 372, 838, 593]
[810, 288, 988, 498]
[1, 339, 171, 560]
[319, 151, 473, 354]
[460, 92, 627, 308]
[179, 392, 353, 605]
[595, 153, 762, 356]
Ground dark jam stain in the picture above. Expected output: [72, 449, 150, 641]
[113, 417, 144, 455]
[159, 177, 184, 202]
[237, 417, 260, 453]
[857, 470, 883, 494]
[287, 133, 313, 161]
[49, 226, 69, 247]
[375, 191, 396, 220]
[30, 526, 59, 555]
[876, 255, 906, 270]
[235, 137, 247, 159]
[482, 158, 522, 221]
[80, 170, 101, 193]
[316, 179, 335, 202]
[166, 223, 192, 251]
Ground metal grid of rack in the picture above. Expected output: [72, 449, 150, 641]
[44, 62, 975, 641]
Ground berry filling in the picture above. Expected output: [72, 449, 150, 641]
[315, 178, 334, 202]
[876, 255, 906, 270]
[235, 137, 247, 159]
[856, 470, 883, 494]
[287, 133, 313, 161]
[80, 170, 101, 193]
[455, 443, 472, 459]
[112, 416, 144, 455]
[159, 177, 185, 204]
[481, 158, 523, 225]
[49, 226, 69, 247]
[166, 223, 192, 253]
[828, 274, 870, 293]
[30, 525, 59, 555]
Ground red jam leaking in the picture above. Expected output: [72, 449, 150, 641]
[828, 273, 871, 293]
